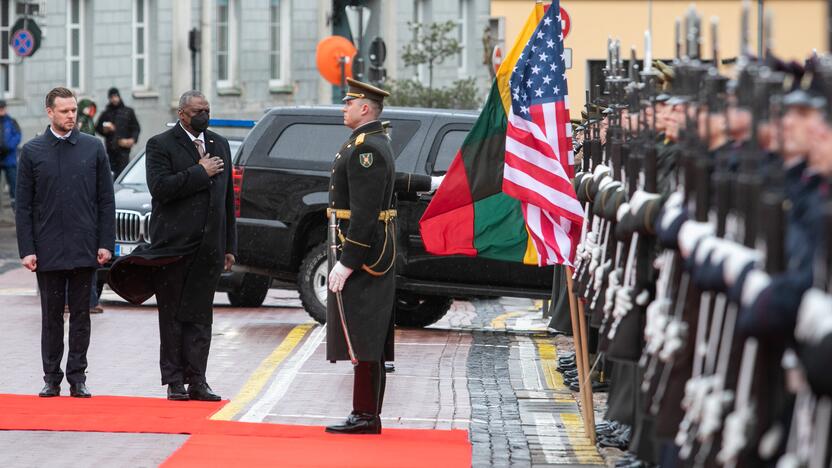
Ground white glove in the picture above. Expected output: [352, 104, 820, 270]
[608, 286, 634, 340]
[739, 270, 771, 309]
[328, 261, 354, 293]
[795, 289, 832, 345]
[678, 221, 715, 259]
[722, 244, 762, 287]
[603, 269, 622, 315]
[644, 298, 671, 354]
[430, 175, 445, 191]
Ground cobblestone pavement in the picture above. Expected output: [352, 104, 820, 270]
[0, 246, 610, 467]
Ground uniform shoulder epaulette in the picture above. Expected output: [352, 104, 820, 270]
[354, 129, 385, 147]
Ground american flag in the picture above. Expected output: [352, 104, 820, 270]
[503, 1, 584, 266]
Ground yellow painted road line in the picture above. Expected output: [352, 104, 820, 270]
[534, 337, 565, 390]
[534, 336, 604, 465]
[211, 322, 315, 421]
[490, 311, 526, 330]
[561, 413, 605, 464]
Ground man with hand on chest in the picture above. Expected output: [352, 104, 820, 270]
[107, 90, 236, 402]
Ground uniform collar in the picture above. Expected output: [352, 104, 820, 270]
[350, 119, 383, 140]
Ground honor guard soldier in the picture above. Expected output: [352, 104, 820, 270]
[325, 78, 397, 435]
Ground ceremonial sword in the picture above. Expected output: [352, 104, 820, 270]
[329, 211, 358, 366]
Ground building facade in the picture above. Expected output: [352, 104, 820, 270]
[1, 0, 492, 150]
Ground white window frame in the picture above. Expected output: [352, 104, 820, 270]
[132, 0, 150, 89]
[456, 0, 468, 77]
[413, 0, 427, 84]
[0, 0, 14, 98]
[66, 0, 85, 92]
[268, 0, 290, 87]
[216, 0, 238, 89]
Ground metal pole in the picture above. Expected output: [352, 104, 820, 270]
[828, 0, 832, 52]
[757, 0, 764, 59]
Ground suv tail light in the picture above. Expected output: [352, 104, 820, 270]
[232, 166, 244, 217]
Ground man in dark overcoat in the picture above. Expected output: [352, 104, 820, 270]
[325, 78, 397, 435]
[95, 87, 141, 178]
[107, 90, 235, 401]
[15, 87, 115, 398]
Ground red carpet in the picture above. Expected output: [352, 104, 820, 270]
[0, 394, 472, 467]
[0, 394, 224, 434]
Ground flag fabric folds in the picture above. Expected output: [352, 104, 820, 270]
[419, 1, 582, 266]
[504, 1, 583, 266]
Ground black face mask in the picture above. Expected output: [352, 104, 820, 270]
[190, 111, 210, 133]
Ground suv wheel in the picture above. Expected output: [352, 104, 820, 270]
[394, 293, 453, 328]
[298, 242, 328, 324]
[227, 273, 271, 307]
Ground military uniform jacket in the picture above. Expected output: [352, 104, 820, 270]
[326, 120, 396, 362]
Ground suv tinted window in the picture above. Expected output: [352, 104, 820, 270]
[269, 123, 350, 166]
[432, 130, 468, 174]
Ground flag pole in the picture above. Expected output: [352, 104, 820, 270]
[566, 267, 596, 443]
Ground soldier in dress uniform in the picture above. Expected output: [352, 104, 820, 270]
[325, 78, 397, 435]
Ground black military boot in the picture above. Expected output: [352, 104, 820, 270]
[325, 412, 382, 434]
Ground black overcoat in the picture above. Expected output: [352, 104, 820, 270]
[326, 120, 396, 362]
[108, 124, 236, 324]
[15, 128, 115, 271]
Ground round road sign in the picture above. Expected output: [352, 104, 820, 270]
[9, 18, 42, 58]
[491, 44, 503, 75]
[12, 29, 35, 56]
[560, 7, 571, 40]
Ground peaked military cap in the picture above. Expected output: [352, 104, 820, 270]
[343, 77, 390, 103]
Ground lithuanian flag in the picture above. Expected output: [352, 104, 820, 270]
[419, 3, 547, 265]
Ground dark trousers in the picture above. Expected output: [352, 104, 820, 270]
[353, 360, 386, 417]
[36, 268, 94, 385]
[108, 150, 129, 179]
[154, 259, 211, 386]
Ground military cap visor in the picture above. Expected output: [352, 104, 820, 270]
[342, 77, 390, 103]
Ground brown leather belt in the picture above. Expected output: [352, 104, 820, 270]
[326, 208, 397, 222]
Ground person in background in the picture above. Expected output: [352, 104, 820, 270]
[78, 97, 104, 314]
[77, 98, 97, 136]
[95, 87, 140, 178]
[0, 99, 21, 206]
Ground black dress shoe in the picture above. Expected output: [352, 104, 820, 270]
[69, 382, 91, 398]
[188, 382, 221, 401]
[384, 363, 395, 373]
[167, 383, 189, 401]
[562, 368, 579, 379]
[38, 383, 60, 398]
[325, 413, 381, 434]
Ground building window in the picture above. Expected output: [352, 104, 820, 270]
[216, 0, 237, 88]
[457, 0, 468, 76]
[133, 0, 149, 89]
[0, 0, 13, 98]
[269, 0, 290, 87]
[67, 0, 84, 91]
[413, 0, 428, 84]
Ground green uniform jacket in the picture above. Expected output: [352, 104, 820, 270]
[327, 120, 397, 362]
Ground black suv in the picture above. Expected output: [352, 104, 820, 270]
[233, 106, 554, 327]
